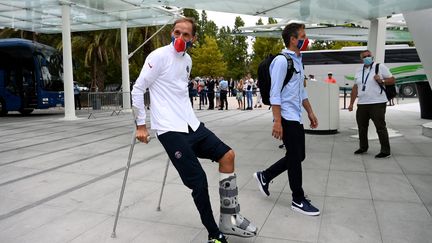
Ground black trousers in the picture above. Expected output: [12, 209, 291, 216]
[356, 103, 391, 154]
[207, 92, 215, 109]
[74, 94, 81, 109]
[220, 90, 228, 110]
[158, 123, 231, 237]
[263, 119, 305, 202]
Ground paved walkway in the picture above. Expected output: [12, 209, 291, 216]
[0, 98, 431, 243]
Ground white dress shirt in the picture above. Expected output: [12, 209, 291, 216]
[354, 62, 392, 105]
[131, 44, 200, 135]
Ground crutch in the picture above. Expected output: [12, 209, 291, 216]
[111, 108, 150, 238]
[156, 158, 171, 211]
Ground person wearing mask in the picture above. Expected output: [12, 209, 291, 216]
[131, 17, 257, 243]
[348, 50, 395, 158]
[253, 23, 320, 216]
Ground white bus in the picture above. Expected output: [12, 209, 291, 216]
[302, 45, 428, 97]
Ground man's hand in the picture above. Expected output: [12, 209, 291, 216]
[374, 74, 384, 84]
[136, 125, 150, 144]
[272, 121, 283, 140]
[308, 112, 318, 129]
[348, 104, 353, 112]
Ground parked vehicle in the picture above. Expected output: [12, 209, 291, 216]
[302, 45, 428, 97]
[0, 38, 64, 116]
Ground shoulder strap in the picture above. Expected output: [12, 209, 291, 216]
[375, 63, 385, 94]
[375, 63, 380, 75]
[278, 53, 295, 91]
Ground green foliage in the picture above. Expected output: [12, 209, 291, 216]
[216, 16, 248, 80]
[250, 19, 285, 77]
[191, 35, 227, 77]
[70, 30, 120, 91]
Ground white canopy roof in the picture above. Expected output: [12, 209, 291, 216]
[1, 0, 432, 34]
[0, 0, 181, 33]
[235, 26, 412, 42]
[160, 0, 432, 24]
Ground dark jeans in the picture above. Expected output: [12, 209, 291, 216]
[262, 119, 305, 202]
[220, 90, 228, 110]
[356, 103, 391, 154]
[207, 92, 215, 109]
[157, 123, 231, 237]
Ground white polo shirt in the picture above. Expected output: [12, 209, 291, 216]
[354, 62, 393, 105]
[131, 44, 200, 135]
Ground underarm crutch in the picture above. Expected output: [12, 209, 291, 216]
[111, 107, 150, 238]
[156, 158, 171, 211]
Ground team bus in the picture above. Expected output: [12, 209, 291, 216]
[0, 38, 64, 116]
[302, 45, 428, 97]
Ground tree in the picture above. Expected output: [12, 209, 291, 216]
[195, 10, 218, 44]
[191, 35, 227, 77]
[70, 30, 120, 91]
[250, 18, 285, 77]
[216, 16, 248, 80]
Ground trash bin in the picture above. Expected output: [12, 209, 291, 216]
[416, 82, 432, 119]
[92, 97, 101, 110]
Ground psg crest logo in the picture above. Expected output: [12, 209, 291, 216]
[175, 151, 182, 159]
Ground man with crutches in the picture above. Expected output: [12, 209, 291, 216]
[130, 17, 257, 243]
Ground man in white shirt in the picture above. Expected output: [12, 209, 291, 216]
[348, 50, 395, 158]
[131, 18, 256, 243]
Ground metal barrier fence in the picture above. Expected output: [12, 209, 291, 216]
[87, 92, 124, 119]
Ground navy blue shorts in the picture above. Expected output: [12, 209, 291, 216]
[158, 123, 231, 162]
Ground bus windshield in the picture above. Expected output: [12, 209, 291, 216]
[36, 50, 63, 91]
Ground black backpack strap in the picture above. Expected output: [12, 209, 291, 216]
[279, 53, 295, 91]
[375, 63, 385, 94]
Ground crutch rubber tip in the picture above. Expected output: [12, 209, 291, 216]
[156, 206, 161, 211]
[111, 232, 117, 238]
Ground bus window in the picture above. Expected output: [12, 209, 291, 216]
[385, 49, 421, 63]
[303, 50, 362, 65]
[36, 52, 63, 91]
[6, 69, 19, 95]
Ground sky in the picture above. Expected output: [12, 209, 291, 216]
[205, 10, 268, 29]
[204, 10, 273, 53]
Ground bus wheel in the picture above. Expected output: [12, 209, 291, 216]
[0, 99, 7, 116]
[400, 84, 416, 98]
[19, 108, 34, 115]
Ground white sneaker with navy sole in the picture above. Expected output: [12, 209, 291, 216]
[291, 199, 320, 216]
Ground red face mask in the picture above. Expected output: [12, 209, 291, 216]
[297, 38, 309, 51]
[171, 36, 192, 53]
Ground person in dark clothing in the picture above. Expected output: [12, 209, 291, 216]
[207, 78, 215, 110]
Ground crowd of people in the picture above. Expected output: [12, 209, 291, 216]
[187, 74, 263, 110]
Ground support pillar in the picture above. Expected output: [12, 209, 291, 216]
[404, 9, 432, 89]
[367, 17, 387, 63]
[121, 21, 131, 110]
[61, 3, 77, 120]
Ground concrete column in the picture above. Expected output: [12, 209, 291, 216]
[404, 9, 432, 88]
[367, 17, 387, 63]
[61, 3, 77, 120]
[121, 21, 131, 110]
